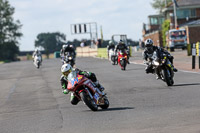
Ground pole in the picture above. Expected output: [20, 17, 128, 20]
[192, 43, 196, 69]
[173, 0, 178, 28]
[199, 43, 200, 69]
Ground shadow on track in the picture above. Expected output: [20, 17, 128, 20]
[173, 83, 200, 87]
[125, 68, 144, 71]
[99, 107, 134, 112]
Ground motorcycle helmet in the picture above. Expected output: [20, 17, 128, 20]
[61, 63, 72, 77]
[62, 44, 67, 49]
[145, 39, 154, 53]
[119, 40, 124, 45]
[109, 40, 113, 45]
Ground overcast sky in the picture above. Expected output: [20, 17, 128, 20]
[10, 0, 156, 51]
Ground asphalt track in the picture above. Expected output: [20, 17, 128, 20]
[1, 57, 200, 133]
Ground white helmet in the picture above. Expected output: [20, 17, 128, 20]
[62, 44, 67, 49]
[109, 40, 113, 45]
[35, 48, 39, 52]
[61, 63, 72, 77]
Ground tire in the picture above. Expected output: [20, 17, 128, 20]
[170, 47, 174, 52]
[121, 59, 126, 70]
[100, 98, 109, 109]
[163, 69, 173, 86]
[80, 91, 98, 111]
[37, 62, 40, 69]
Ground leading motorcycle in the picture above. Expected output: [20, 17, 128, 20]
[67, 71, 109, 111]
[149, 51, 174, 86]
[33, 55, 42, 69]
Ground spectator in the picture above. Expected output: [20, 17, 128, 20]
[80, 41, 85, 47]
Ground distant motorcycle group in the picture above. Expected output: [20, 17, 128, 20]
[108, 39, 178, 86]
[32, 38, 177, 111]
[108, 40, 130, 70]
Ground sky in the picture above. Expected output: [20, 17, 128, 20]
[9, 0, 156, 51]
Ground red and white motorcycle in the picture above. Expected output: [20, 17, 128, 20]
[67, 71, 109, 111]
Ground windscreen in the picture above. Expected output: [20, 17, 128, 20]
[170, 30, 186, 38]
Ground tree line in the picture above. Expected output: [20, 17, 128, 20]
[0, 0, 22, 62]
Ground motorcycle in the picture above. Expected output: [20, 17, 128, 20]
[67, 71, 109, 111]
[117, 50, 128, 70]
[109, 49, 118, 65]
[150, 51, 174, 86]
[63, 52, 75, 67]
[33, 55, 41, 69]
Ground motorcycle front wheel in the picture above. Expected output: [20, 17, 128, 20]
[99, 98, 109, 109]
[37, 62, 40, 69]
[120, 59, 126, 70]
[163, 68, 174, 86]
[80, 91, 98, 111]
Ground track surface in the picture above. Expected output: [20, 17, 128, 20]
[1, 57, 200, 133]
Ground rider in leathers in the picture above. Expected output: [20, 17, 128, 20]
[143, 39, 178, 79]
[115, 40, 130, 64]
[32, 49, 42, 63]
[60, 64, 105, 105]
[60, 44, 76, 61]
[107, 40, 116, 60]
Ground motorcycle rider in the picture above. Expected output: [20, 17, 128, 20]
[60, 44, 76, 62]
[107, 40, 115, 51]
[143, 38, 178, 79]
[32, 49, 42, 63]
[60, 63, 105, 105]
[107, 40, 116, 60]
[115, 40, 130, 64]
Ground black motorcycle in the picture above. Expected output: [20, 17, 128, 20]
[150, 51, 174, 86]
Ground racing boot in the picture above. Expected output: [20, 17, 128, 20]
[94, 81, 105, 91]
[156, 74, 161, 80]
[62, 89, 69, 94]
[171, 64, 178, 72]
[173, 67, 178, 72]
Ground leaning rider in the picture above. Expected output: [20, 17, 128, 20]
[60, 63, 105, 105]
[143, 38, 178, 79]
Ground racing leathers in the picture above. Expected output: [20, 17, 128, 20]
[115, 43, 130, 64]
[60, 45, 76, 60]
[60, 68, 104, 105]
[143, 46, 177, 77]
[32, 51, 42, 62]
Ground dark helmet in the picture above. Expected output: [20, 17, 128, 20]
[145, 39, 154, 53]
[119, 40, 124, 45]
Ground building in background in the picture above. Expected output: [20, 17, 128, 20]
[143, 0, 200, 47]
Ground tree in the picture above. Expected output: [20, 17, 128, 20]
[35, 32, 66, 58]
[151, 0, 171, 13]
[0, 0, 23, 61]
[162, 19, 170, 47]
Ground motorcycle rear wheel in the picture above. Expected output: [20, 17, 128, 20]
[80, 91, 98, 111]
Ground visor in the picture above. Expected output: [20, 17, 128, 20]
[62, 69, 71, 77]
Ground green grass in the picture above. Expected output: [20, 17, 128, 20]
[97, 48, 108, 58]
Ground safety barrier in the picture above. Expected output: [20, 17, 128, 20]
[76, 46, 98, 57]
